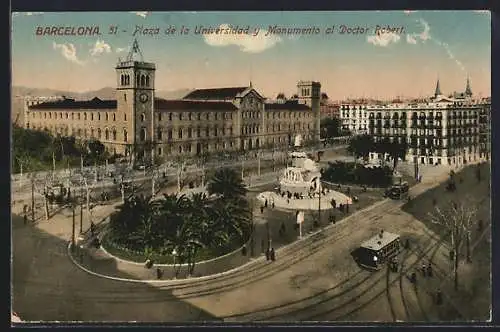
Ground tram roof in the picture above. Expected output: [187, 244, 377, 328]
[360, 231, 400, 252]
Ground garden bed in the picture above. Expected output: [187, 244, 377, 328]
[101, 232, 247, 265]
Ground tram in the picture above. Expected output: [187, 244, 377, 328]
[354, 230, 401, 270]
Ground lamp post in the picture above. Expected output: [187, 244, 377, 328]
[172, 248, 178, 279]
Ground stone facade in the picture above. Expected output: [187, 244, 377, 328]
[23, 41, 321, 162]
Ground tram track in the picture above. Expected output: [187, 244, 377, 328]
[303, 230, 445, 322]
[232, 225, 438, 322]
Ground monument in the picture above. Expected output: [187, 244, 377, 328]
[257, 134, 352, 210]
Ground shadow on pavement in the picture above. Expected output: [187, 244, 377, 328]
[11, 213, 221, 323]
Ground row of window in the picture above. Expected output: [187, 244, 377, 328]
[30, 111, 125, 122]
[155, 110, 313, 122]
[367, 110, 480, 119]
[26, 124, 129, 142]
[120, 73, 151, 87]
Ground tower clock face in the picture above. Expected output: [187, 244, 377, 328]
[139, 93, 149, 103]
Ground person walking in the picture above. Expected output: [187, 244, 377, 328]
[427, 263, 433, 277]
[156, 267, 163, 280]
[260, 206, 264, 214]
[265, 248, 270, 261]
[421, 263, 427, 277]
[270, 248, 276, 261]
[436, 288, 443, 305]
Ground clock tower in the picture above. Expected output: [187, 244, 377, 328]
[115, 39, 156, 163]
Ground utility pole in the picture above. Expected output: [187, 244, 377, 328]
[31, 177, 35, 222]
[318, 180, 321, 226]
[79, 188, 83, 234]
[72, 206, 76, 248]
[257, 151, 261, 176]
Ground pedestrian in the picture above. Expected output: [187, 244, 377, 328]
[23, 214, 27, 225]
[272, 201, 275, 209]
[411, 272, 417, 284]
[436, 288, 443, 305]
[265, 248, 270, 261]
[427, 263, 433, 277]
[241, 244, 247, 256]
[404, 239, 410, 250]
[260, 206, 264, 214]
[156, 267, 163, 280]
[270, 248, 276, 261]
[421, 263, 427, 277]
[90, 221, 95, 236]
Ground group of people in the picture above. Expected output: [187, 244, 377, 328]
[260, 198, 275, 213]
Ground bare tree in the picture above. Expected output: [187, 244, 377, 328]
[429, 198, 477, 290]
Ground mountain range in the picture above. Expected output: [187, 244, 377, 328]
[11, 86, 193, 125]
[11, 86, 193, 100]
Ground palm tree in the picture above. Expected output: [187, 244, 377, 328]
[207, 167, 247, 200]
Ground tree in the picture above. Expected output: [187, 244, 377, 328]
[320, 118, 341, 138]
[347, 134, 374, 163]
[429, 199, 477, 291]
[386, 140, 409, 171]
[207, 167, 247, 200]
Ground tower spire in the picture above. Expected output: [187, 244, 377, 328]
[126, 38, 144, 62]
[465, 74, 472, 97]
[434, 77, 442, 97]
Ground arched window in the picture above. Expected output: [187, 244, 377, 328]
[136, 75, 140, 87]
[90, 128, 94, 137]
[106, 113, 109, 121]
[113, 114, 116, 121]
[179, 146, 182, 154]
[105, 128, 109, 140]
[146, 75, 150, 87]
[140, 75, 145, 86]
[121, 74, 124, 86]
[84, 113, 87, 120]
[141, 113, 145, 122]
[112, 129, 117, 141]
[77, 128, 82, 136]
[124, 113, 127, 121]
[178, 128, 183, 139]
[98, 113, 101, 121]
[123, 129, 128, 142]
[126, 75, 130, 85]
[140, 128, 146, 141]
[97, 128, 101, 139]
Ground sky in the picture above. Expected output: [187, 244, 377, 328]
[11, 11, 491, 100]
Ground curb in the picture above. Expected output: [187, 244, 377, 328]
[99, 229, 252, 267]
[67, 171, 449, 284]
[67, 197, 390, 284]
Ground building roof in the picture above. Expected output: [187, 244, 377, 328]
[28, 97, 117, 110]
[360, 231, 400, 252]
[183, 87, 249, 100]
[265, 100, 311, 111]
[154, 98, 238, 111]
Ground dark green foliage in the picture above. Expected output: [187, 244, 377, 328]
[347, 134, 375, 161]
[108, 169, 252, 273]
[320, 118, 342, 138]
[207, 167, 247, 199]
[322, 161, 393, 187]
[12, 124, 110, 173]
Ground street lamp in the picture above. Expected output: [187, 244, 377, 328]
[172, 248, 178, 279]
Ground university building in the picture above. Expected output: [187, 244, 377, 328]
[23, 40, 321, 162]
[367, 78, 491, 167]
